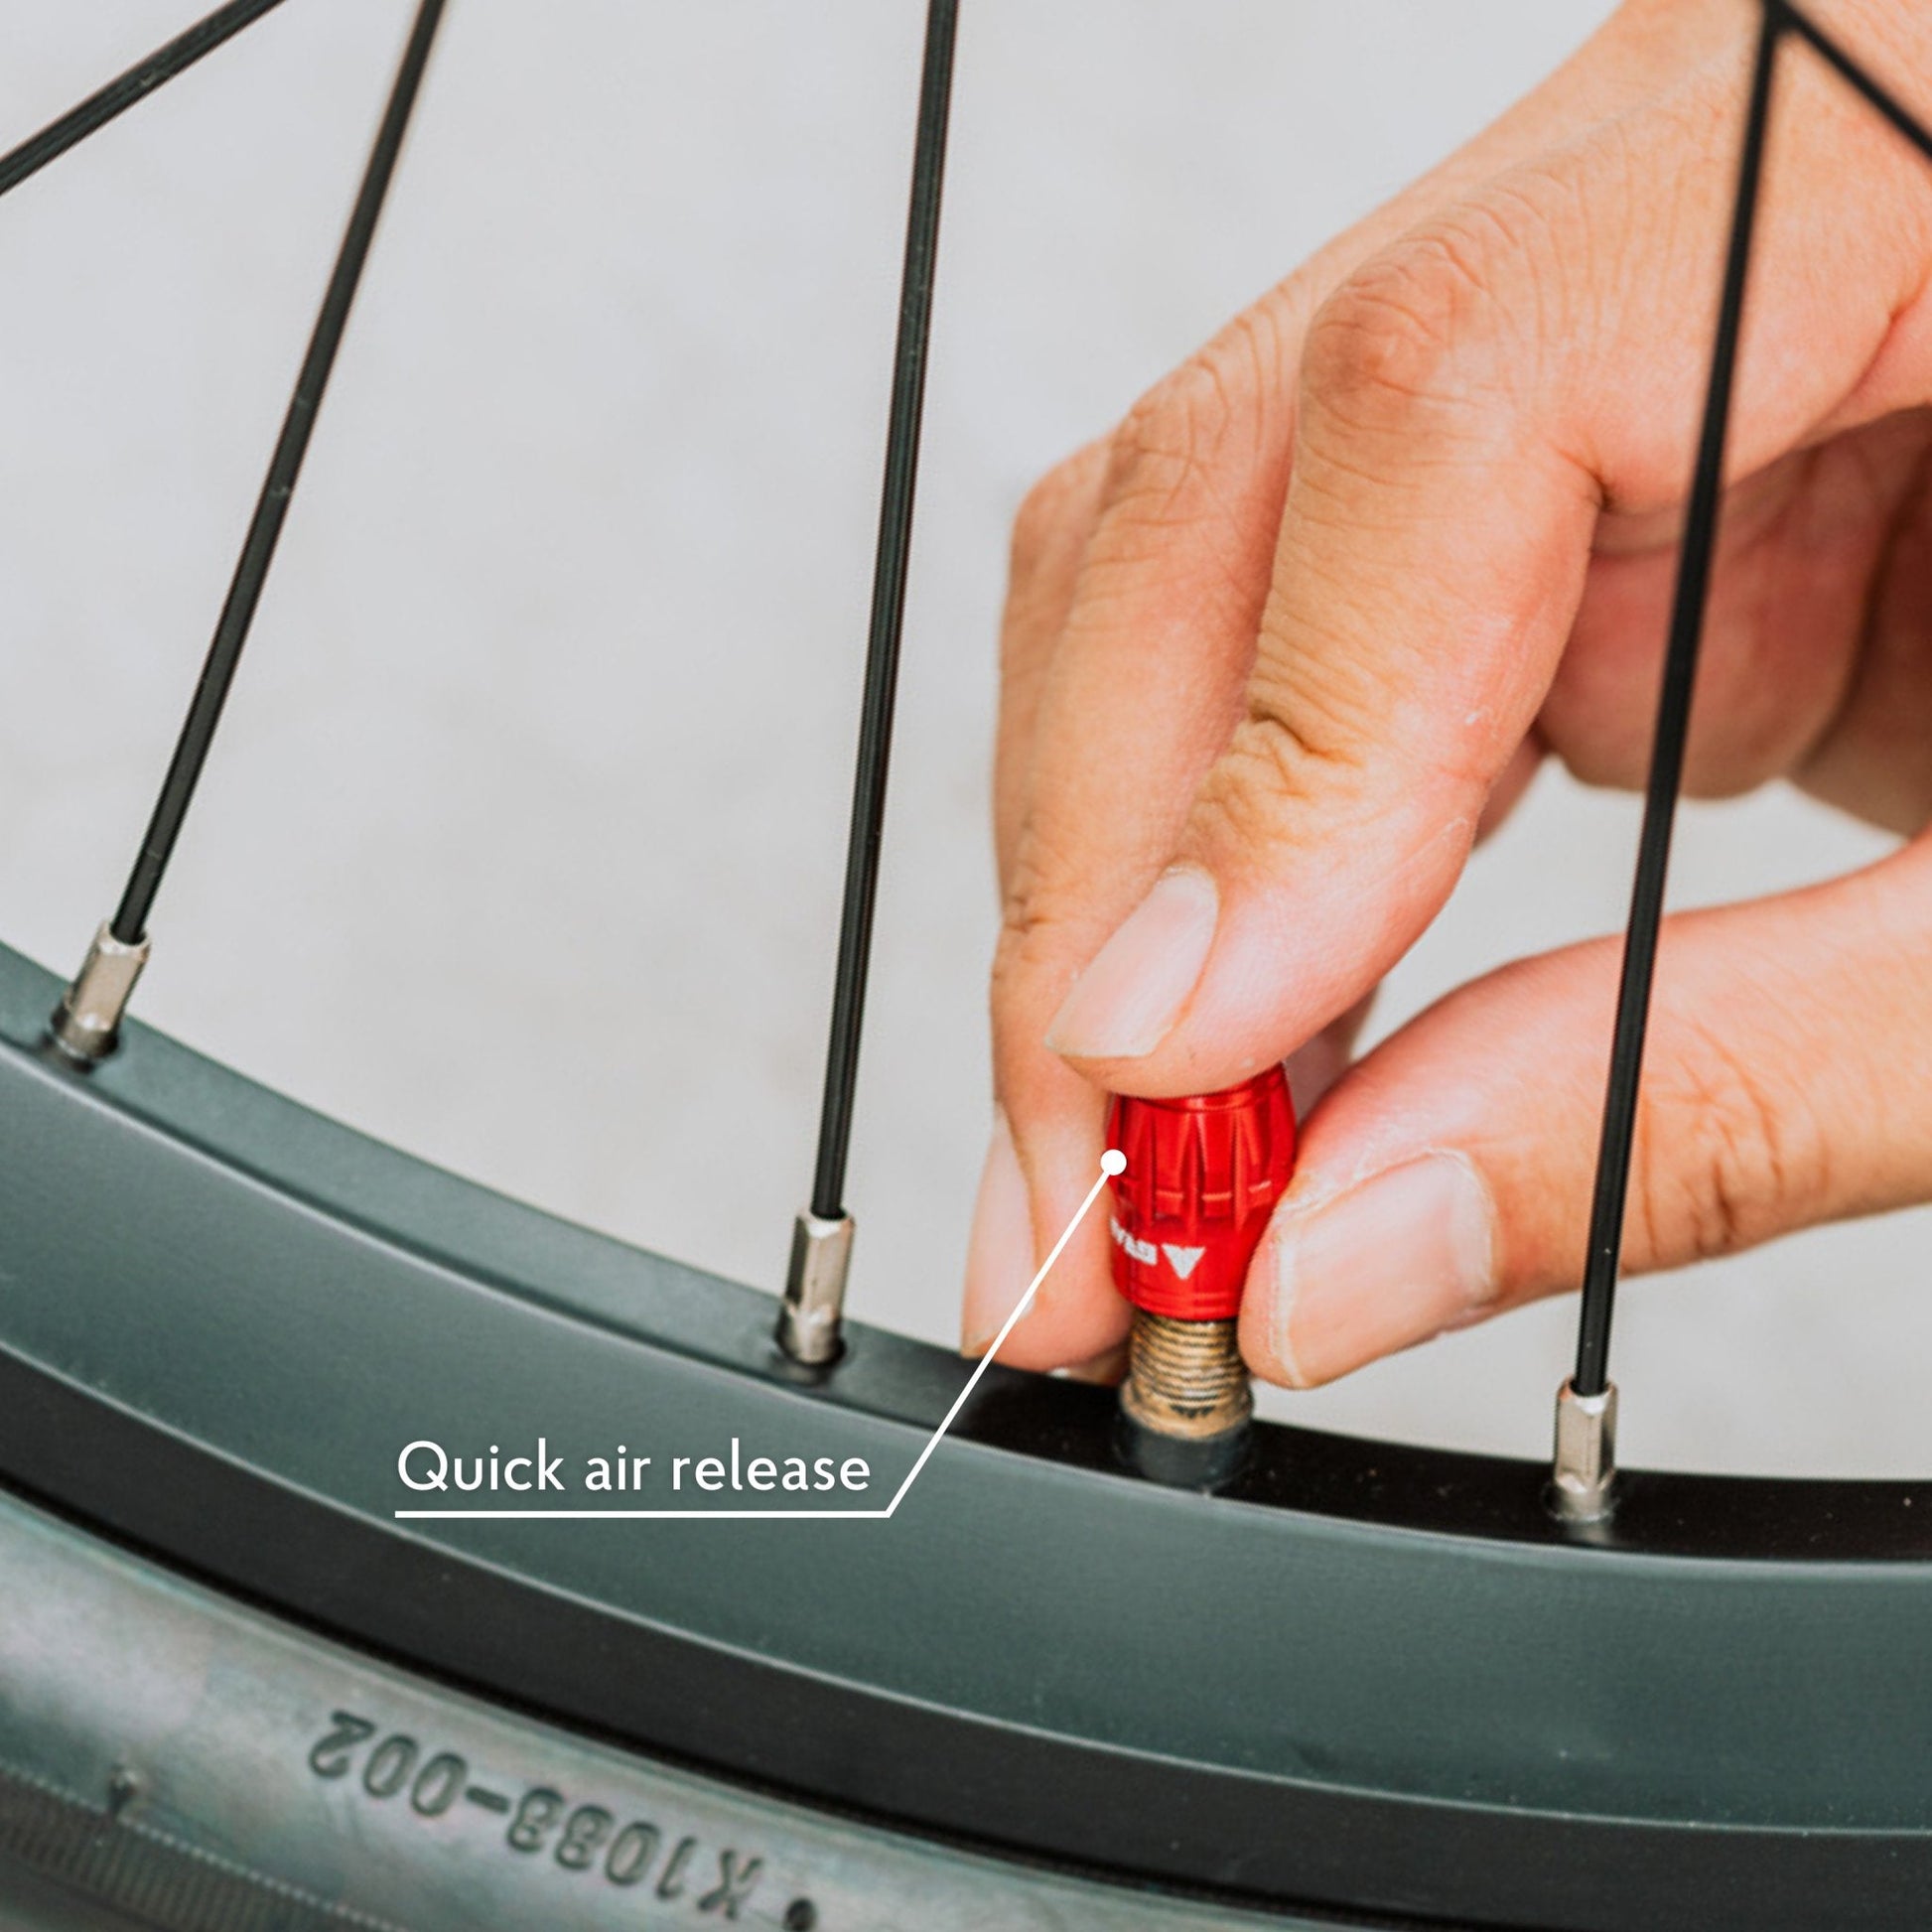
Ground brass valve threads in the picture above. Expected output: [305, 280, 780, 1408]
[1121, 1311, 1252, 1441]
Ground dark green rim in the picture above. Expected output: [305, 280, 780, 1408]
[1, 939, 1927, 1931]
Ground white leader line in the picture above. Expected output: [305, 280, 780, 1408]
[877, 1157, 1117, 1517]
[393, 1155, 1122, 1522]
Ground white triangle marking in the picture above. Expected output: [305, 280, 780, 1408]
[1162, 1244, 1206, 1281]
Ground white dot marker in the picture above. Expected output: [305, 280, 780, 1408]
[1100, 1149, 1126, 1175]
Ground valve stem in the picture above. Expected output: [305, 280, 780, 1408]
[1122, 1312, 1251, 1440]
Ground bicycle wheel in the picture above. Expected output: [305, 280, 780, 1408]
[2, 4, 1929, 1930]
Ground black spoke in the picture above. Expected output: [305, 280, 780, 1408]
[109, 0, 446, 946]
[0, 0, 292, 203]
[1571, 6, 1783, 1399]
[806, 0, 960, 1224]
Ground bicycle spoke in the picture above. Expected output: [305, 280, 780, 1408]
[48, 0, 447, 1065]
[0, 0, 292, 202]
[1552, 3, 1783, 1519]
[1555, 0, 1932, 1520]
[780, 0, 960, 1364]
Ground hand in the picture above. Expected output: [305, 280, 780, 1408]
[965, 0, 1932, 1387]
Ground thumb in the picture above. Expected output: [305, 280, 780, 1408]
[1234, 840, 1932, 1388]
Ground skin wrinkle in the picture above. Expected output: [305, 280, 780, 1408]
[1239, 629, 1377, 767]
[1071, 326, 1299, 646]
[1643, 1005, 1808, 1266]
[1061, 549, 1256, 645]
[1248, 640, 1510, 809]
[1100, 426, 1242, 545]
[1659, 901, 1895, 1256]
[1286, 416, 1505, 514]
[1106, 319, 1291, 539]
[1076, 497, 1277, 620]
[1189, 725, 1351, 866]
[1427, 183, 1570, 377]
[1251, 471, 1591, 793]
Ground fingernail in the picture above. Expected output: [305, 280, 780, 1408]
[1261, 1154, 1496, 1387]
[962, 1110, 1034, 1354]
[1044, 867, 1218, 1061]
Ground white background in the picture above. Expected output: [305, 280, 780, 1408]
[0, 0, 1923, 1472]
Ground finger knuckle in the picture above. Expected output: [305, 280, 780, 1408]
[1302, 197, 1542, 439]
[1302, 248, 1472, 434]
[1104, 307, 1290, 532]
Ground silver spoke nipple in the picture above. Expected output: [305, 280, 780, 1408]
[49, 921, 149, 1065]
[778, 1209, 853, 1366]
[1551, 1377, 1618, 1523]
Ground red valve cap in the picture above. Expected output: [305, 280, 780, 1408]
[1105, 1067, 1298, 1322]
